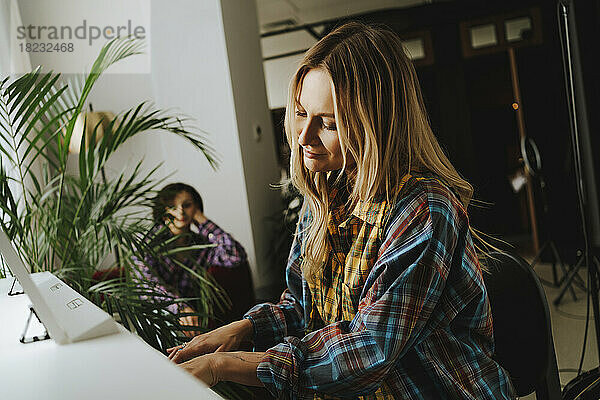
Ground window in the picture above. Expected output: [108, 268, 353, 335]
[460, 7, 542, 58]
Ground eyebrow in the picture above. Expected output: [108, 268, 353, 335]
[295, 101, 335, 118]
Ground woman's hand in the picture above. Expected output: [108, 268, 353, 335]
[180, 352, 265, 387]
[167, 319, 253, 364]
[181, 354, 220, 387]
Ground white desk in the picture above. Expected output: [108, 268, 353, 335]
[0, 277, 223, 399]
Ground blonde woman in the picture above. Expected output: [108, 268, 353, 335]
[167, 22, 515, 399]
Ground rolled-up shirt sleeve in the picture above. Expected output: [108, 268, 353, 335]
[256, 192, 464, 399]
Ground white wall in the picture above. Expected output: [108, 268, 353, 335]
[16, 0, 282, 298]
[220, 0, 282, 295]
[150, 0, 281, 297]
[16, 0, 151, 74]
[1, 0, 31, 76]
[0, 0, 10, 76]
[257, 0, 428, 109]
[256, 0, 425, 29]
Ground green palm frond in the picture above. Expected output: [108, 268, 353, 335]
[0, 69, 70, 202]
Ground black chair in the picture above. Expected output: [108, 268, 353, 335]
[483, 251, 562, 399]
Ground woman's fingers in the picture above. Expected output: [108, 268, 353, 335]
[168, 320, 249, 363]
[168, 343, 187, 361]
[170, 338, 207, 364]
[171, 349, 182, 362]
[215, 343, 227, 352]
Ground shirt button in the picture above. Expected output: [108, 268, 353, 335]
[208, 233, 214, 240]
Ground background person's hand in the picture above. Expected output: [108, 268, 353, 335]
[179, 306, 200, 338]
[166, 319, 253, 364]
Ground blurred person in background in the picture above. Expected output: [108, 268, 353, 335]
[135, 183, 253, 337]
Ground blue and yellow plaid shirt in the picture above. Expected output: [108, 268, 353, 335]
[245, 174, 514, 399]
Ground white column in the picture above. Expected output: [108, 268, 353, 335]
[150, 0, 281, 298]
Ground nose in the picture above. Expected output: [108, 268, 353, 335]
[298, 117, 319, 148]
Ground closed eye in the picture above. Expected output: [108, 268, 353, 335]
[322, 121, 337, 131]
[296, 109, 336, 131]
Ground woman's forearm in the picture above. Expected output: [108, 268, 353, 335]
[216, 351, 265, 387]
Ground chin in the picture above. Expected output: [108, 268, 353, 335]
[303, 157, 327, 172]
[303, 157, 341, 173]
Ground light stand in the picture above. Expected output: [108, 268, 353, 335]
[557, 0, 600, 364]
[522, 137, 584, 299]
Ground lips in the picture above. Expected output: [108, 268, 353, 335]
[303, 148, 326, 159]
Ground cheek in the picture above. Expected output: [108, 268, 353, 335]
[294, 128, 301, 145]
[322, 134, 342, 159]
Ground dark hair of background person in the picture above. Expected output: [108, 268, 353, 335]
[152, 183, 204, 223]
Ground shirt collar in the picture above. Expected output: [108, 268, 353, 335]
[341, 173, 413, 228]
[348, 198, 388, 227]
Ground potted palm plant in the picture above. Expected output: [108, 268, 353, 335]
[0, 37, 248, 399]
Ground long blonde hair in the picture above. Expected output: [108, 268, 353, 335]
[285, 22, 474, 284]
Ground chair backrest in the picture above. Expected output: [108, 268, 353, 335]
[207, 261, 255, 327]
[483, 251, 561, 398]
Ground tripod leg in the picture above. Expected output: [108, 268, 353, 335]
[530, 242, 549, 271]
[554, 255, 585, 306]
[551, 242, 576, 299]
[552, 260, 559, 289]
[550, 242, 562, 287]
[589, 256, 600, 362]
[564, 252, 588, 291]
[530, 242, 564, 289]
[570, 271, 588, 292]
[565, 263, 578, 302]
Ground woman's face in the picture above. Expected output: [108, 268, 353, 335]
[165, 191, 197, 231]
[295, 69, 344, 173]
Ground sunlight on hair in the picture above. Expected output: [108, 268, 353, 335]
[284, 22, 498, 284]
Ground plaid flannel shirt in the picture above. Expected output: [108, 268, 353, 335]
[244, 174, 514, 399]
